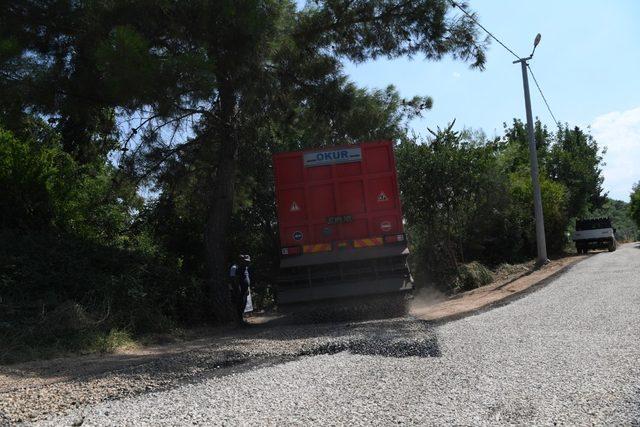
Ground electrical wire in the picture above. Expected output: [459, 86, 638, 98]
[448, 1, 521, 60]
[527, 65, 561, 128]
[450, 0, 562, 127]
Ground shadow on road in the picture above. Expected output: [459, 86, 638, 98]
[0, 318, 440, 421]
[1, 316, 440, 384]
[1, 315, 440, 423]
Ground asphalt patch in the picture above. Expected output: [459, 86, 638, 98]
[298, 336, 440, 358]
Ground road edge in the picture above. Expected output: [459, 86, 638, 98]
[419, 256, 588, 326]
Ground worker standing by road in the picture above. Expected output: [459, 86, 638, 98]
[229, 254, 252, 325]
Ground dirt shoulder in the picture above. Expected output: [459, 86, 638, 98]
[410, 254, 587, 322]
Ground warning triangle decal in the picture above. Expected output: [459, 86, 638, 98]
[290, 201, 301, 212]
[377, 191, 389, 202]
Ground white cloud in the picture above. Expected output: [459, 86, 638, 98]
[590, 106, 640, 201]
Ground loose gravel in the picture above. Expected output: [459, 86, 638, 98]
[8, 244, 640, 425]
[1, 318, 437, 424]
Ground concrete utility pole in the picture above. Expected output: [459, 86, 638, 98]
[513, 34, 548, 265]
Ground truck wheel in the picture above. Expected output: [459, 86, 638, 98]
[608, 240, 616, 252]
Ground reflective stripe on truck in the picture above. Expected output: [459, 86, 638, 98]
[352, 237, 384, 248]
[303, 243, 332, 253]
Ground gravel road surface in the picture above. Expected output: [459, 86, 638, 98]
[21, 245, 640, 425]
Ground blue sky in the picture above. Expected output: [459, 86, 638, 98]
[338, 1, 640, 201]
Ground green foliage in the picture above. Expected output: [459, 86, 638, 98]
[0, 125, 139, 241]
[145, 83, 425, 308]
[88, 329, 136, 353]
[453, 262, 493, 293]
[0, 228, 206, 363]
[397, 119, 602, 292]
[586, 198, 637, 242]
[507, 172, 568, 255]
[0, 228, 205, 326]
[499, 120, 604, 252]
[1, 0, 491, 325]
[298, 0, 488, 67]
[0, 127, 60, 228]
[549, 126, 607, 217]
[0, 126, 206, 362]
[397, 124, 512, 285]
[0, 0, 613, 355]
[0, 326, 135, 365]
[628, 182, 640, 232]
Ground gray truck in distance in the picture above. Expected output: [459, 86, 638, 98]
[573, 217, 617, 254]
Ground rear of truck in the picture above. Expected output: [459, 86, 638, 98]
[273, 140, 413, 308]
[573, 217, 617, 253]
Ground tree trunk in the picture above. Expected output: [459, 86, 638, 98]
[204, 78, 239, 323]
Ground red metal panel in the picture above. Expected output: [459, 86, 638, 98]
[308, 184, 335, 219]
[335, 161, 363, 177]
[337, 181, 365, 214]
[364, 144, 391, 173]
[277, 156, 304, 184]
[273, 140, 404, 251]
[307, 165, 331, 181]
[312, 223, 335, 243]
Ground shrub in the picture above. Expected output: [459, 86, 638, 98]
[0, 228, 206, 363]
[452, 261, 493, 293]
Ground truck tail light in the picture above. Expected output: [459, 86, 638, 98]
[281, 246, 302, 256]
[384, 234, 405, 244]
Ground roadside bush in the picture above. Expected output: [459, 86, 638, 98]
[397, 126, 513, 287]
[452, 261, 493, 293]
[0, 125, 140, 241]
[629, 182, 640, 231]
[0, 326, 136, 364]
[0, 125, 211, 363]
[507, 172, 569, 255]
[397, 120, 598, 293]
[0, 228, 206, 363]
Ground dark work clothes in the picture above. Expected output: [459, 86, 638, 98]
[229, 263, 250, 322]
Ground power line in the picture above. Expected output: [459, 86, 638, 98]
[448, 1, 521, 60]
[451, 1, 557, 263]
[527, 65, 561, 128]
[450, 1, 561, 127]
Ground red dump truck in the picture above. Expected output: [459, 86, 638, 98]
[273, 140, 413, 309]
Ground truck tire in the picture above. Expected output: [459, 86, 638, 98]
[608, 239, 616, 252]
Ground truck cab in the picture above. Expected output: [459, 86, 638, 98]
[573, 217, 617, 254]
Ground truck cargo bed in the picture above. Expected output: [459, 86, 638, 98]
[273, 140, 412, 306]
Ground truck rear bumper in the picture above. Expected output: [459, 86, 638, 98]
[574, 237, 614, 246]
[278, 276, 413, 305]
[280, 244, 409, 268]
